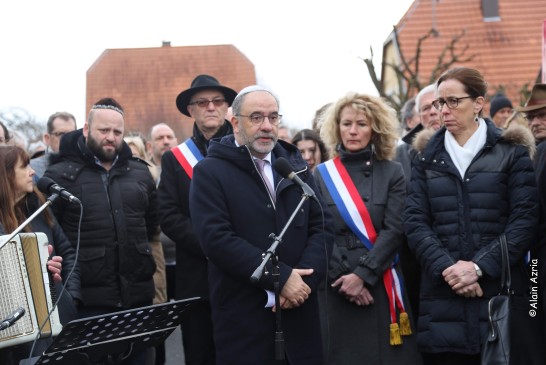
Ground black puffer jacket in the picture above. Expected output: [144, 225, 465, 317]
[404, 121, 538, 354]
[44, 129, 159, 309]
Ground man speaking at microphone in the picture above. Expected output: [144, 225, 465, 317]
[43, 98, 158, 365]
[189, 85, 334, 364]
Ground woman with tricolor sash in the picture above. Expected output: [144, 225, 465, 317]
[314, 92, 422, 364]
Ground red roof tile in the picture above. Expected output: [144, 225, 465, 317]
[389, 0, 545, 106]
[86, 44, 256, 141]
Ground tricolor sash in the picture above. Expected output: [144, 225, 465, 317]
[317, 157, 411, 345]
[171, 138, 204, 179]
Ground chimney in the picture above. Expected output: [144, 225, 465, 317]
[162, 41, 171, 47]
[482, 0, 500, 22]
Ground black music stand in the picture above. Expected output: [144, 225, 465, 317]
[23, 297, 201, 365]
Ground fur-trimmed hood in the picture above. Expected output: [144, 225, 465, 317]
[412, 127, 437, 155]
[412, 120, 536, 159]
[503, 124, 537, 158]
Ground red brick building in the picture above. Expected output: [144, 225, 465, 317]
[382, 0, 546, 108]
[86, 43, 256, 141]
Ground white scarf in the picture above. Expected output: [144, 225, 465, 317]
[444, 118, 487, 178]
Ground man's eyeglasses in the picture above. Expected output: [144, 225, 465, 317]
[50, 131, 67, 138]
[432, 96, 473, 110]
[525, 110, 546, 123]
[188, 98, 226, 108]
[419, 105, 433, 114]
[236, 113, 283, 126]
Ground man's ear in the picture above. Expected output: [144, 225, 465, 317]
[231, 116, 240, 133]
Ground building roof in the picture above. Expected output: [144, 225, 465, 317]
[387, 0, 545, 106]
[86, 43, 256, 140]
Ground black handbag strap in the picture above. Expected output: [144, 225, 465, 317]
[499, 234, 511, 295]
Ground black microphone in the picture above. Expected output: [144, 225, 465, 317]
[0, 307, 25, 331]
[273, 158, 316, 198]
[37, 177, 81, 204]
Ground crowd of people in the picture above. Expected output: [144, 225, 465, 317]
[1, 66, 546, 365]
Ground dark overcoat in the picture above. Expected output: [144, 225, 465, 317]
[189, 135, 334, 365]
[314, 147, 422, 365]
[158, 121, 232, 300]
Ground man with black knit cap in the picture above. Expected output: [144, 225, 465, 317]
[157, 75, 237, 365]
[489, 93, 513, 128]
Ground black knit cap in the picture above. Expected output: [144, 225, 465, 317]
[490, 94, 513, 118]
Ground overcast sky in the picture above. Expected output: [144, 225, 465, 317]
[0, 0, 414, 133]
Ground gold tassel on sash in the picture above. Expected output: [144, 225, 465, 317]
[399, 311, 412, 336]
[389, 322, 402, 345]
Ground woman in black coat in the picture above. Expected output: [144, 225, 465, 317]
[405, 67, 543, 364]
[314, 92, 422, 364]
[0, 145, 81, 365]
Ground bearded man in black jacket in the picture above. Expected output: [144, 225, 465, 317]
[44, 97, 159, 365]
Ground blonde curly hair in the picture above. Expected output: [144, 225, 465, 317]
[319, 92, 399, 160]
[124, 134, 159, 181]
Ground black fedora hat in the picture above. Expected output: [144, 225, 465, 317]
[176, 74, 237, 117]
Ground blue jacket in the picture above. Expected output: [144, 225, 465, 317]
[189, 135, 334, 365]
[404, 121, 538, 354]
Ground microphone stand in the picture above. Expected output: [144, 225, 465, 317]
[250, 191, 311, 361]
[0, 194, 59, 251]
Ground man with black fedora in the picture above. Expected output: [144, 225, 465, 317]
[515, 84, 546, 179]
[516, 83, 546, 142]
[158, 75, 237, 365]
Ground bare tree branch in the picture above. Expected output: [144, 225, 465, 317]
[0, 107, 44, 143]
[363, 25, 476, 113]
[362, 47, 384, 96]
[430, 30, 476, 81]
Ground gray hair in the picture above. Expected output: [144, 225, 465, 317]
[47, 111, 76, 134]
[400, 97, 417, 129]
[415, 84, 436, 112]
[232, 85, 280, 116]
